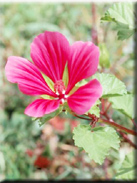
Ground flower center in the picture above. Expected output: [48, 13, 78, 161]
[54, 80, 68, 104]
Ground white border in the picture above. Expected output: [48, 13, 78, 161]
[0, 0, 136, 2]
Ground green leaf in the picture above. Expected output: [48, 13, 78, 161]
[73, 125, 120, 164]
[33, 107, 63, 127]
[101, 3, 134, 40]
[99, 43, 110, 68]
[41, 95, 54, 100]
[92, 73, 127, 98]
[42, 73, 54, 92]
[101, 3, 133, 26]
[86, 100, 101, 117]
[63, 102, 72, 115]
[63, 64, 69, 88]
[116, 22, 134, 40]
[115, 150, 137, 180]
[109, 94, 134, 119]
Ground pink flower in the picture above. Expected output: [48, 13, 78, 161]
[5, 31, 102, 117]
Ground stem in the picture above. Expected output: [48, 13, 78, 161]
[104, 103, 111, 114]
[101, 98, 105, 113]
[91, 3, 98, 44]
[131, 119, 137, 130]
[73, 112, 137, 136]
[110, 55, 129, 74]
[99, 118, 137, 136]
[103, 22, 110, 43]
[103, 158, 109, 180]
[101, 111, 110, 120]
[118, 130, 137, 149]
[73, 114, 91, 121]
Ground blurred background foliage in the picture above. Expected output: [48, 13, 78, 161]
[0, 3, 134, 180]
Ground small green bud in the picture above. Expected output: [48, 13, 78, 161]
[99, 43, 110, 68]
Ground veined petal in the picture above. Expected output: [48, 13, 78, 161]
[31, 31, 70, 82]
[66, 41, 99, 94]
[25, 99, 60, 117]
[67, 79, 102, 115]
[5, 56, 56, 97]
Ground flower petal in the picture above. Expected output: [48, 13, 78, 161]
[66, 41, 99, 94]
[31, 31, 70, 82]
[5, 56, 56, 97]
[67, 79, 102, 115]
[25, 99, 60, 117]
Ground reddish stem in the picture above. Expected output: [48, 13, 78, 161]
[101, 99, 105, 113]
[118, 130, 137, 149]
[101, 112, 110, 120]
[73, 112, 137, 136]
[73, 114, 91, 121]
[104, 103, 111, 114]
[99, 118, 137, 136]
[103, 158, 109, 180]
[131, 119, 137, 129]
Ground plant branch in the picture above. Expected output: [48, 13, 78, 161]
[73, 111, 137, 136]
[103, 158, 109, 180]
[104, 103, 111, 114]
[73, 114, 91, 121]
[118, 130, 137, 149]
[91, 3, 98, 45]
[99, 118, 137, 136]
[101, 98, 105, 113]
[131, 119, 137, 130]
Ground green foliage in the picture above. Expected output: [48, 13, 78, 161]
[63, 102, 72, 115]
[115, 150, 137, 180]
[0, 111, 39, 179]
[92, 73, 127, 98]
[73, 125, 120, 164]
[99, 43, 110, 68]
[42, 73, 54, 92]
[101, 2, 134, 40]
[115, 22, 134, 41]
[109, 94, 134, 119]
[33, 107, 63, 127]
[0, 145, 34, 180]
